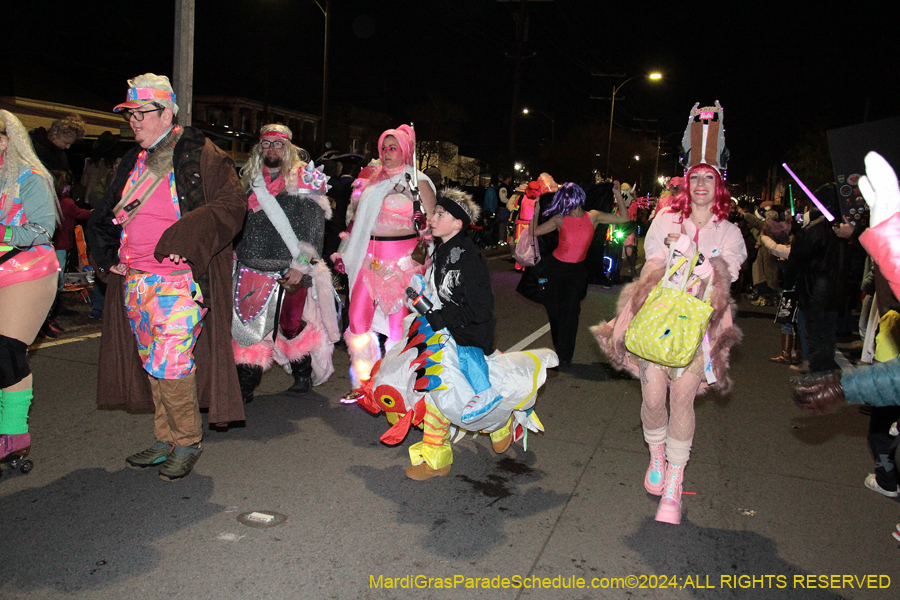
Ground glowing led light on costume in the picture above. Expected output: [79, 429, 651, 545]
[782, 163, 834, 222]
[356, 360, 373, 381]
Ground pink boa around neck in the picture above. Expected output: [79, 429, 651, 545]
[248, 169, 286, 213]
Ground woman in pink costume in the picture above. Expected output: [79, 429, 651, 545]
[0, 110, 60, 464]
[594, 163, 746, 524]
[333, 126, 436, 392]
[509, 181, 541, 270]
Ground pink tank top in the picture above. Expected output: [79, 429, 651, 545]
[517, 197, 536, 223]
[553, 213, 594, 263]
[120, 176, 181, 274]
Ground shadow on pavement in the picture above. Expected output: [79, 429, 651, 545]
[349, 446, 568, 559]
[205, 389, 395, 450]
[625, 518, 845, 599]
[790, 403, 867, 446]
[0, 468, 223, 595]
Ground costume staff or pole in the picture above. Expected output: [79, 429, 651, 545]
[406, 122, 428, 264]
[406, 122, 422, 226]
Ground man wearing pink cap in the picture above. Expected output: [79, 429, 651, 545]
[87, 73, 247, 481]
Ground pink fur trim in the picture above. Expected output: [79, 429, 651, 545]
[232, 339, 275, 370]
[274, 328, 324, 364]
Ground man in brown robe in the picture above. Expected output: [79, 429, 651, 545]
[87, 73, 246, 481]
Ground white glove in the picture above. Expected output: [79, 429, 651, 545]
[858, 151, 900, 228]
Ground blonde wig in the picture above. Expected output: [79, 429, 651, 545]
[239, 124, 310, 192]
[0, 110, 58, 222]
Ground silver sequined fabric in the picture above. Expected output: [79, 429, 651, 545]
[235, 192, 326, 271]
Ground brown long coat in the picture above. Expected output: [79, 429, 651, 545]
[89, 128, 247, 425]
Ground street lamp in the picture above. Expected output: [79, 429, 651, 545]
[521, 107, 555, 143]
[596, 72, 662, 176]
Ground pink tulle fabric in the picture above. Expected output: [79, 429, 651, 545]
[356, 237, 424, 316]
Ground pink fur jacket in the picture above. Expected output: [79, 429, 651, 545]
[591, 256, 742, 394]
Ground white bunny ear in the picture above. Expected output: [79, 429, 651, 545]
[864, 151, 899, 193]
[861, 151, 900, 227]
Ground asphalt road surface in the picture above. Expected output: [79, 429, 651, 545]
[1, 254, 897, 600]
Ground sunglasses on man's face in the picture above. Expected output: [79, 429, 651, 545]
[260, 140, 285, 149]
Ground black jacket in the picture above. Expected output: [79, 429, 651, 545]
[786, 214, 845, 312]
[426, 234, 496, 353]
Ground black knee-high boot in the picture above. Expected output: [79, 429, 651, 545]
[286, 355, 312, 395]
[236, 364, 263, 404]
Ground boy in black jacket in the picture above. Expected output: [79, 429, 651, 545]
[426, 189, 496, 409]
[405, 189, 510, 480]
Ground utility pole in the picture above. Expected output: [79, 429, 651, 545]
[173, 0, 195, 126]
[508, 0, 528, 168]
[316, 0, 331, 153]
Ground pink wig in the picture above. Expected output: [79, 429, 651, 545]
[669, 164, 731, 222]
[377, 125, 415, 167]
[355, 125, 417, 195]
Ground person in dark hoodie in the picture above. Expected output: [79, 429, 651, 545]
[785, 184, 848, 383]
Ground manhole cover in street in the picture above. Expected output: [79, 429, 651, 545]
[237, 511, 288, 528]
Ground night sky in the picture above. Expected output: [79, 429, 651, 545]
[4, 1, 898, 189]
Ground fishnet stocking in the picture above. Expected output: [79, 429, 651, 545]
[639, 362, 669, 434]
[668, 372, 700, 442]
[639, 363, 701, 465]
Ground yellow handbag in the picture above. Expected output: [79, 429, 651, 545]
[625, 244, 713, 368]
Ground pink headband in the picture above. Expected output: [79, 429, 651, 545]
[261, 131, 291, 142]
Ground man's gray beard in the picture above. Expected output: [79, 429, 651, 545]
[263, 155, 283, 169]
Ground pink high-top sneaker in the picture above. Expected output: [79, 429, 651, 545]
[644, 443, 666, 495]
[655, 462, 685, 525]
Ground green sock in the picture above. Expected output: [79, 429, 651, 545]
[0, 388, 32, 435]
[0, 389, 4, 431]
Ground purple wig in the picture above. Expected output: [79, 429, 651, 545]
[543, 182, 585, 217]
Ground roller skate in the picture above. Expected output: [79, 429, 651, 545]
[0, 433, 34, 477]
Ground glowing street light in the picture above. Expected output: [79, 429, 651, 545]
[521, 108, 555, 143]
[634, 155, 640, 161]
[595, 72, 663, 176]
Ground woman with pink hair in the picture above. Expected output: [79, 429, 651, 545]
[333, 126, 436, 395]
[594, 162, 746, 525]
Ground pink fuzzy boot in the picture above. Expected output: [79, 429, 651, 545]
[655, 462, 685, 525]
[644, 443, 666, 495]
